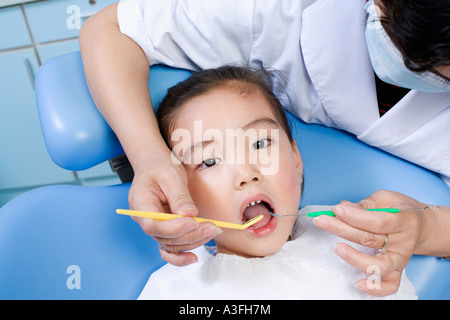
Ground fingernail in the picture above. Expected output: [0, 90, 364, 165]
[342, 201, 360, 208]
[187, 255, 198, 265]
[354, 280, 368, 293]
[334, 244, 347, 259]
[204, 226, 223, 238]
[187, 218, 200, 229]
[333, 204, 345, 217]
[178, 203, 198, 216]
[312, 216, 328, 229]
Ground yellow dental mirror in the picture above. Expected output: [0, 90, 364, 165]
[116, 209, 264, 230]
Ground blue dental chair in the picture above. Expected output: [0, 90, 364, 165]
[0, 52, 449, 299]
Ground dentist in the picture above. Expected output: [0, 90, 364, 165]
[79, 0, 450, 296]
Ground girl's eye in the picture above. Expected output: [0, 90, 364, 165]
[200, 158, 222, 168]
[252, 138, 270, 150]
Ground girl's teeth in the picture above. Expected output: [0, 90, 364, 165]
[247, 200, 262, 207]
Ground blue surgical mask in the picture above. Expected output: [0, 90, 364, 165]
[365, 0, 450, 93]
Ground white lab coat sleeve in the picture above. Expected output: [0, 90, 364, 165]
[117, 0, 254, 70]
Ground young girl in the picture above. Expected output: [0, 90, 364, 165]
[138, 66, 417, 299]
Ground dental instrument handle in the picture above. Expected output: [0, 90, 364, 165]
[306, 207, 400, 217]
[116, 209, 263, 229]
[306, 210, 336, 217]
[365, 208, 400, 213]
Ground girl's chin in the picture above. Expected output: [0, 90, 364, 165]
[215, 239, 284, 258]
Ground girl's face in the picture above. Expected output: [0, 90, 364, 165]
[170, 87, 303, 257]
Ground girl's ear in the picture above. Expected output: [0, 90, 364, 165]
[291, 141, 303, 182]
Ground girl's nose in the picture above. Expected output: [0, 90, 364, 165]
[234, 163, 263, 189]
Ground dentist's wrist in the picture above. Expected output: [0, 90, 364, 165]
[414, 205, 450, 258]
[128, 139, 172, 173]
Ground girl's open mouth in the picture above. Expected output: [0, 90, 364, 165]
[241, 197, 277, 237]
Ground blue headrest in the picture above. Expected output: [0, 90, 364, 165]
[35, 52, 192, 171]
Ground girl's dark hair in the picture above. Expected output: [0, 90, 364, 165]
[378, 0, 450, 72]
[156, 65, 293, 147]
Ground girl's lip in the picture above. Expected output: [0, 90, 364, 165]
[245, 215, 277, 237]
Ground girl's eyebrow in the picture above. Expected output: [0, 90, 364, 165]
[179, 140, 215, 163]
[188, 140, 215, 156]
[242, 117, 280, 130]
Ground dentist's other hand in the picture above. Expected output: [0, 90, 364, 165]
[313, 190, 432, 296]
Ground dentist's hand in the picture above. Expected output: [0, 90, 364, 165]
[312, 190, 431, 297]
[129, 150, 222, 266]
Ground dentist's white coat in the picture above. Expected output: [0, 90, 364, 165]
[118, 0, 450, 186]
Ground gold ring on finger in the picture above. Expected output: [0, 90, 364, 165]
[378, 234, 389, 254]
